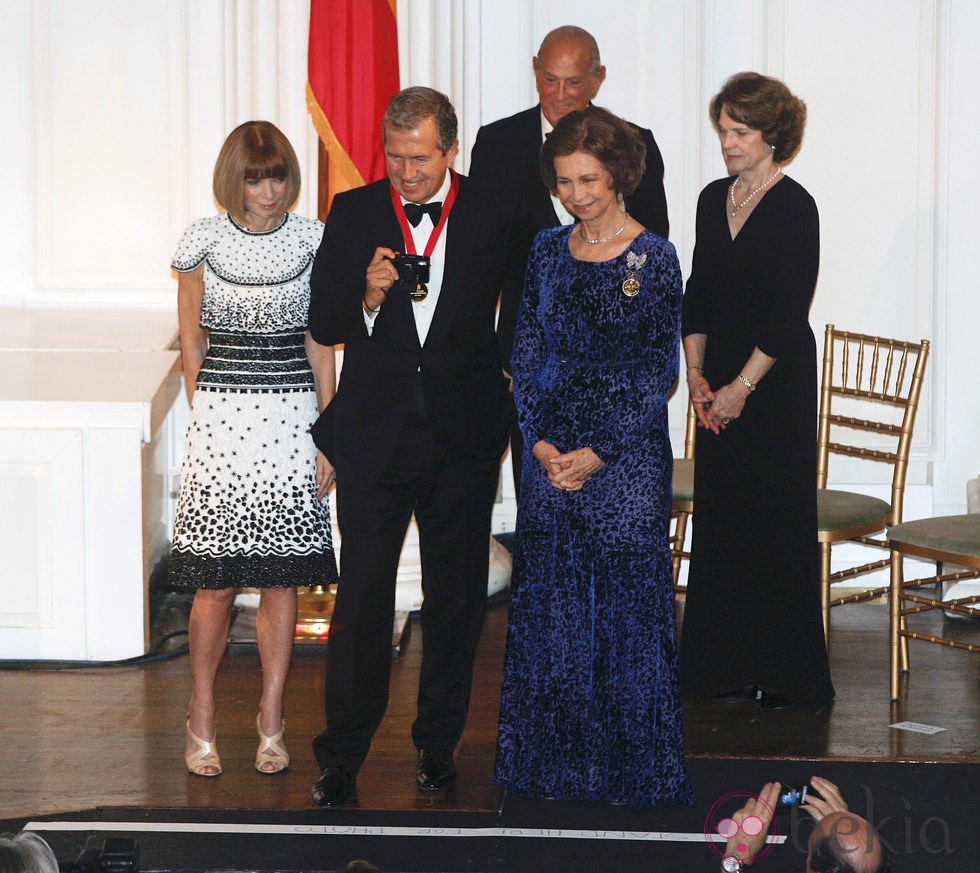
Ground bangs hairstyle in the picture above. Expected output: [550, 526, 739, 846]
[710, 72, 807, 163]
[540, 106, 646, 197]
[212, 121, 301, 223]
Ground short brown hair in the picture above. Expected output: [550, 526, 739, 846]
[540, 105, 646, 196]
[382, 87, 458, 154]
[710, 72, 807, 163]
[212, 121, 301, 223]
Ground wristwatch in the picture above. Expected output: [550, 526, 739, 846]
[721, 856, 744, 872]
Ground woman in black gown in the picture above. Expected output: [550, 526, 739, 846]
[678, 73, 834, 708]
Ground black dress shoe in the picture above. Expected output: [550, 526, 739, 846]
[312, 765, 356, 807]
[416, 749, 457, 791]
[760, 692, 794, 710]
[713, 685, 762, 703]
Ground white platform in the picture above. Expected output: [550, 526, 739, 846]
[0, 309, 515, 662]
[0, 308, 181, 661]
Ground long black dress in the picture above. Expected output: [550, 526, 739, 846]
[678, 176, 834, 706]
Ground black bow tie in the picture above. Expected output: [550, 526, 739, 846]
[403, 201, 442, 227]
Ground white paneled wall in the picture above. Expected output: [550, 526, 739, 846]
[1, 0, 319, 309]
[0, 0, 977, 522]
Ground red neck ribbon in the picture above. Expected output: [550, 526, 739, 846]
[389, 169, 460, 257]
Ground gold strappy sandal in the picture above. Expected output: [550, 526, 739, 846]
[185, 720, 222, 777]
[255, 714, 289, 774]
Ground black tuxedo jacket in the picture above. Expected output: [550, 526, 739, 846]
[308, 174, 524, 485]
[469, 105, 669, 239]
[469, 106, 669, 364]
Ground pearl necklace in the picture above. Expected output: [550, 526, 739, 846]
[580, 212, 630, 244]
[729, 167, 781, 217]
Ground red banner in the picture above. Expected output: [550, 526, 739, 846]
[307, 0, 400, 212]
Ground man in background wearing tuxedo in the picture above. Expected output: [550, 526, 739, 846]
[307, 87, 523, 807]
[469, 24, 670, 493]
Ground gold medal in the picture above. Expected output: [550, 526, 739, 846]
[410, 282, 429, 302]
[622, 270, 640, 297]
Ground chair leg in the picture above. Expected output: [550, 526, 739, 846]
[820, 541, 831, 648]
[889, 547, 904, 700]
[899, 614, 910, 673]
[671, 510, 690, 589]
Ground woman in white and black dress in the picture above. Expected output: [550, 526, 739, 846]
[170, 121, 338, 776]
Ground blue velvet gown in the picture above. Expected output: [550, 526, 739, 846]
[493, 226, 693, 807]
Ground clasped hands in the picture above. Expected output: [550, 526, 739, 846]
[532, 440, 604, 492]
[688, 372, 748, 435]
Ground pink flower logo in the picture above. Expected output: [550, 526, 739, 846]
[703, 789, 780, 862]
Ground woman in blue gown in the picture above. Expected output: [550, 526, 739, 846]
[493, 107, 693, 807]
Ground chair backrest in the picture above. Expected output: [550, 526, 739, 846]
[816, 324, 929, 525]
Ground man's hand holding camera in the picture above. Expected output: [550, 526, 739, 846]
[801, 775, 851, 821]
[364, 248, 433, 315]
[364, 246, 399, 314]
[720, 777, 884, 873]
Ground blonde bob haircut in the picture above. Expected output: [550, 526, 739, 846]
[212, 121, 301, 223]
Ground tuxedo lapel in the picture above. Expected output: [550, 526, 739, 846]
[517, 108, 543, 181]
[362, 186, 423, 348]
[519, 109, 561, 229]
[423, 177, 472, 347]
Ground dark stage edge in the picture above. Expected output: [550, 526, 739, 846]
[9, 759, 979, 873]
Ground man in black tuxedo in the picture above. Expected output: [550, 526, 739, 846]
[306, 87, 522, 807]
[469, 24, 669, 493]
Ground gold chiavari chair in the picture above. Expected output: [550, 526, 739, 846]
[887, 513, 980, 698]
[816, 324, 930, 654]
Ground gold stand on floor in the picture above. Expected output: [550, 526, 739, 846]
[295, 584, 336, 643]
[229, 586, 410, 654]
[294, 584, 412, 655]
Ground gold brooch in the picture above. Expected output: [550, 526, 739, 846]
[622, 272, 640, 297]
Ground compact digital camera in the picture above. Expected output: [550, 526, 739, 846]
[777, 784, 810, 807]
[387, 254, 430, 286]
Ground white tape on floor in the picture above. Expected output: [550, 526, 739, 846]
[25, 821, 784, 844]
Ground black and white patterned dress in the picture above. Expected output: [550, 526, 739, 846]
[169, 212, 338, 590]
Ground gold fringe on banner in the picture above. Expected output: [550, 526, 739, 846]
[306, 81, 367, 215]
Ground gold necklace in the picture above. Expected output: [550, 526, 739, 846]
[729, 167, 781, 217]
[580, 212, 630, 244]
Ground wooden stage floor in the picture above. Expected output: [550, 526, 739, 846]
[1, 598, 977, 821]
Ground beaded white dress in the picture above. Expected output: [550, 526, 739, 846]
[169, 212, 337, 589]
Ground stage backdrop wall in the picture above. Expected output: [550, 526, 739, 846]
[0, 0, 977, 526]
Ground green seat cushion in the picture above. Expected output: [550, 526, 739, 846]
[817, 489, 891, 533]
[887, 513, 980, 561]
